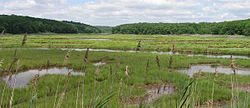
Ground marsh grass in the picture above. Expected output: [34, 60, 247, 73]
[1, 34, 250, 55]
[1, 48, 250, 107]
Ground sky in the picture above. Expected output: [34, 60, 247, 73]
[1, 0, 250, 26]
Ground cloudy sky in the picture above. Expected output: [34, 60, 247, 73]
[1, 0, 250, 26]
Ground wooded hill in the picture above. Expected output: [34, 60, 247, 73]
[112, 19, 250, 36]
[0, 15, 101, 34]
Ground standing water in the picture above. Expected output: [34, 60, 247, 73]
[2, 67, 84, 88]
[178, 65, 250, 77]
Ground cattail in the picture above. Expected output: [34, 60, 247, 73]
[230, 59, 237, 75]
[171, 43, 176, 54]
[21, 33, 28, 46]
[83, 48, 89, 63]
[155, 56, 160, 69]
[136, 40, 141, 52]
[125, 65, 129, 76]
[63, 50, 71, 66]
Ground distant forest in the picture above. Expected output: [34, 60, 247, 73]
[1, 15, 250, 36]
[112, 19, 250, 36]
[0, 15, 101, 34]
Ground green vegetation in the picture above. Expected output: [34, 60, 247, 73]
[0, 34, 250, 55]
[0, 15, 101, 34]
[0, 48, 250, 107]
[1, 34, 250, 107]
[112, 19, 250, 36]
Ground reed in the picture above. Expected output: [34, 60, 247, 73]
[0, 59, 3, 72]
[125, 65, 129, 77]
[79, 48, 90, 108]
[9, 58, 20, 108]
[29, 74, 39, 108]
[56, 71, 72, 108]
[21, 33, 28, 46]
[155, 55, 160, 70]
[171, 43, 176, 54]
[230, 57, 238, 108]
[83, 48, 89, 63]
[136, 40, 142, 52]
[0, 50, 18, 108]
[178, 79, 195, 108]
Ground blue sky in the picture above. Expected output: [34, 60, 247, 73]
[1, 0, 250, 26]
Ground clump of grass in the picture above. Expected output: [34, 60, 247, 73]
[144, 59, 150, 83]
[56, 71, 72, 108]
[178, 79, 195, 108]
[94, 91, 116, 108]
[1, 50, 19, 108]
[155, 56, 160, 70]
[63, 50, 71, 66]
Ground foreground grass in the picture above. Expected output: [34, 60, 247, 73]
[0, 49, 250, 107]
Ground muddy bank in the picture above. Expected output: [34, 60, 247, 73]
[123, 83, 175, 104]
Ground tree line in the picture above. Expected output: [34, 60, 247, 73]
[112, 19, 250, 36]
[0, 15, 101, 34]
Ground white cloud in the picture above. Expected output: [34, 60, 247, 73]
[0, 0, 250, 26]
